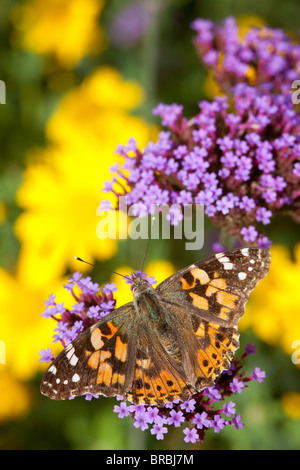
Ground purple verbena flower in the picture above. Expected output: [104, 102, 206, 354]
[245, 343, 257, 355]
[251, 367, 266, 383]
[134, 411, 150, 431]
[146, 407, 160, 424]
[150, 419, 168, 440]
[39, 348, 54, 364]
[167, 409, 185, 427]
[180, 398, 196, 412]
[192, 412, 211, 429]
[222, 401, 236, 417]
[240, 226, 258, 243]
[232, 414, 245, 430]
[205, 386, 222, 401]
[183, 427, 200, 443]
[211, 415, 227, 433]
[230, 378, 245, 394]
[113, 402, 130, 419]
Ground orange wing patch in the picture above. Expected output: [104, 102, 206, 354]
[216, 291, 238, 309]
[219, 306, 231, 320]
[91, 328, 104, 350]
[128, 355, 193, 405]
[88, 350, 100, 369]
[112, 372, 125, 386]
[87, 322, 121, 387]
[191, 268, 210, 285]
[181, 268, 211, 290]
[115, 336, 128, 362]
[206, 277, 227, 297]
[189, 292, 209, 310]
[90, 322, 118, 351]
[97, 360, 113, 386]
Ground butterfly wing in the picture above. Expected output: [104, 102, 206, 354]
[156, 247, 270, 389]
[157, 247, 270, 325]
[41, 302, 198, 405]
[40, 303, 138, 400]
[124, 324, 198, 406]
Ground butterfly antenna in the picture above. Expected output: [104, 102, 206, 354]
[74, 257, 132, 283]
[140, 216, 155, 275]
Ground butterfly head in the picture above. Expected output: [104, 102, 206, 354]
[130, 273, 153, 296]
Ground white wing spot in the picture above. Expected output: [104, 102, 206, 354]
[215, 252, 225, 259]
[49, 365, 57, 375]
[66, 347, 75, 361]
[248, 266, 253, 271]
[56, 378, 60, 384]
[69, 354, 79, 366]
[218, 256, 230, 263]
[223, 263, 233, 270]
[72, 373, 80, 383]
[238, 272, 247, 280]
[63, 380, 68, 385]
[241, 248, 249, 256]
[250, 259, 255, 264]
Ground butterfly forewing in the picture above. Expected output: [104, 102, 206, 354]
[158, 247, 270, 326]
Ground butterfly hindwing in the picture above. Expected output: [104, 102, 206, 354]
[124, 330, 197, 406]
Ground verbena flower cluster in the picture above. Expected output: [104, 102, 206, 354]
[103, 18, 300, 247]
[39, 272, 117, 364]
[191, 16, 300, 94]
[40, 273, 265, 441]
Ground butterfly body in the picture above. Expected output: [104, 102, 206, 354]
[41, 247, 270, 406]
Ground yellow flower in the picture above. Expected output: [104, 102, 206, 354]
[203, 70, 224, 100]
[15, 143, 118, 289]
[145, 259, 176, 285]
[236, 15, 267, 37]
[15, 67, 156, 290]
[0, 266, 69, 380]
[12, 0, 106, 68]
[281, 391, 300, 419]
[240, 244, 300, 361]
[46, 67, 150, 152]
[0, 368, 31, 423]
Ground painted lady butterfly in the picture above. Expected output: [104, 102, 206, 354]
[41, 247, 270, 406]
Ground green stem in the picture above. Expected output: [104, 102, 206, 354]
[219, 228, 236, 250]
[140, 0, 165, 119]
